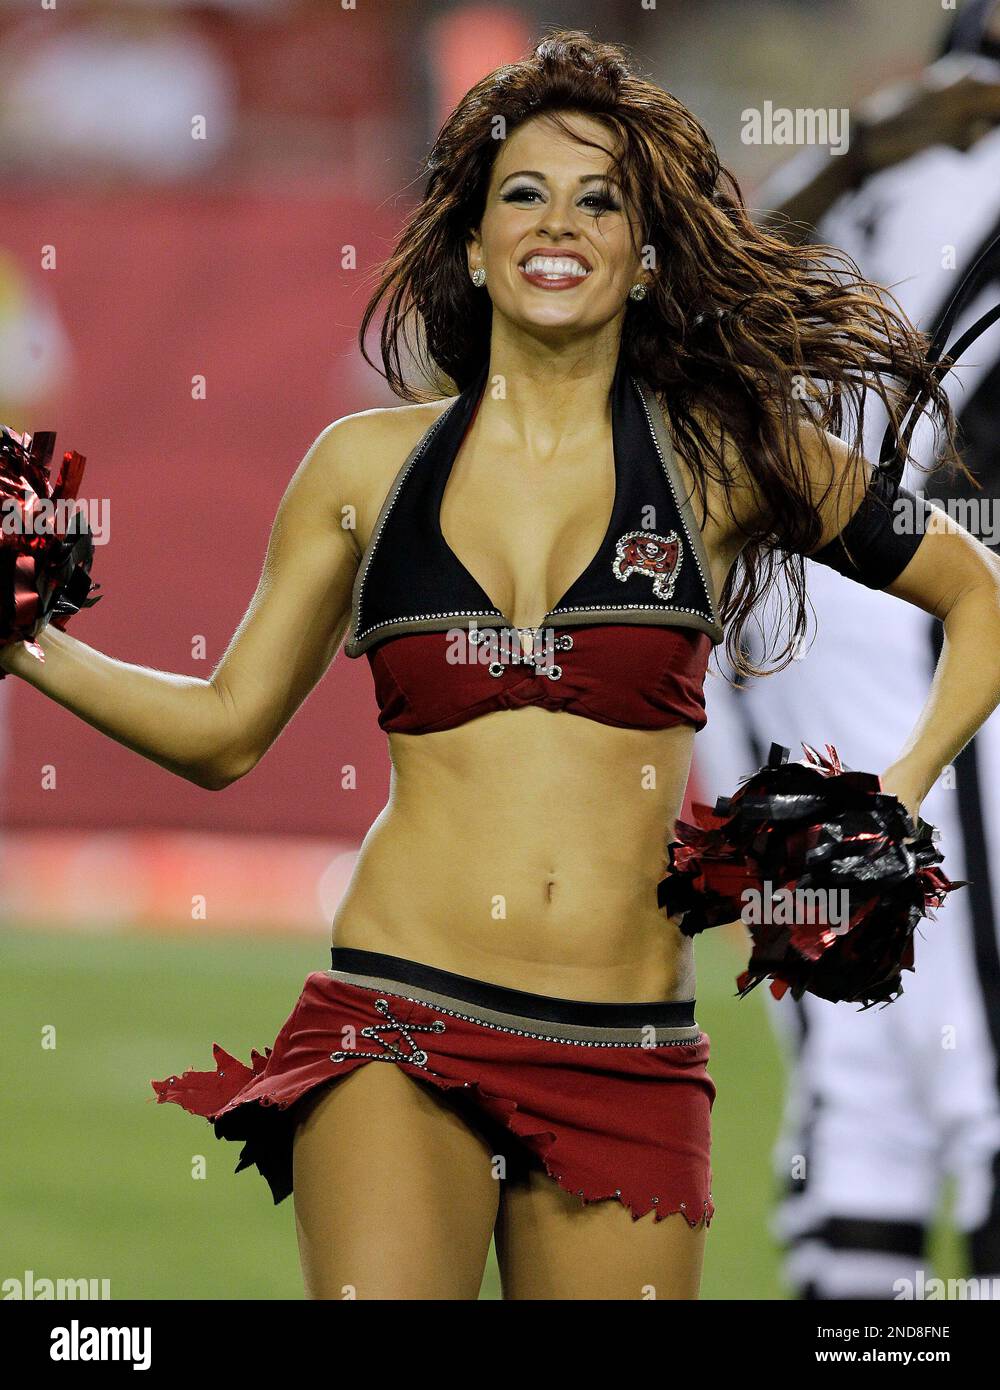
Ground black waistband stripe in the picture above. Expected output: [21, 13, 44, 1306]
[328, 946, 698, 1033]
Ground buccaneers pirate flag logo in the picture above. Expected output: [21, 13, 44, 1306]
[611, 529, 683, 601]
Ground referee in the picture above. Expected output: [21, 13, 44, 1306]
[697, 0, 1000, 1300]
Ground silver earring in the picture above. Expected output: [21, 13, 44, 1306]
[471, 267, 487, 288]
[628, 282, 647, 302]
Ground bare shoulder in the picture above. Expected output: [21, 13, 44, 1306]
[308, 395, 453, 554]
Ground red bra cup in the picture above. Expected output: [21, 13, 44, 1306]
[366, 624, 712, 735]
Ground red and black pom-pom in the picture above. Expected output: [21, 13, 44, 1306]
[658, 742, 964, 1007]
[0, 425, 101, 673]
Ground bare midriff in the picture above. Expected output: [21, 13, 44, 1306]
[330, 706, 698, 1003]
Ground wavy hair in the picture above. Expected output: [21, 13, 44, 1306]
[359, 28, 966, 677]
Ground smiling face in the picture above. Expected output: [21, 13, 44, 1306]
[466, 111, 648, 341]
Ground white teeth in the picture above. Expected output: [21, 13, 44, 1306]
[522, 256, 590, 278]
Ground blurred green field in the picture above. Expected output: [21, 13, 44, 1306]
[2, 924, 962, 1299]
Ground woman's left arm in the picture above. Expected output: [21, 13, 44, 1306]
[879, 521, 1000, 818]
[793, 420, 1000, 820]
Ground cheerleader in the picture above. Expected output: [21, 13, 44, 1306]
[3, 29, 1000, 1300]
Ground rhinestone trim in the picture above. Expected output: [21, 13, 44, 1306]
[355, 608, 504, 646]
[334, 979, 704, 1049]
[633, 382, 722, 631]
[547, 600, 710, 618]
[352, 608, 722, 648]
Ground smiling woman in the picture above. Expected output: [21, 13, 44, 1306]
[4, 27, 1000, 1303]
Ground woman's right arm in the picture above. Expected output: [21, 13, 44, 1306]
[0, 414, 369, 789]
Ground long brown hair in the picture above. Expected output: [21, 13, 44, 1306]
[359, 28, 965, 677]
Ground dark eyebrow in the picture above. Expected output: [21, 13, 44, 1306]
[498, 170, 615, 187]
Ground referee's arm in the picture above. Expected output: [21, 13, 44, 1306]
[754, 57, 1000, 241]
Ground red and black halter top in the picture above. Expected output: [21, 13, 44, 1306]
[343, 357, 724, 735]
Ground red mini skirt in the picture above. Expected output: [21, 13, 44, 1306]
[151, 947, 717, 1228]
